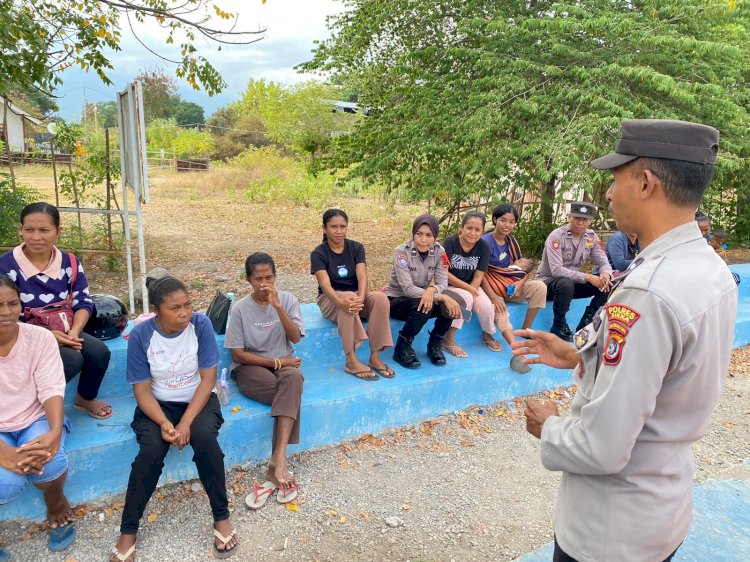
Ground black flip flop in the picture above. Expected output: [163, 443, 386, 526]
[369, 363, 396, 379]
[345, 368, 379, 381]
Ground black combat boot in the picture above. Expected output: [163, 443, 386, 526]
[551, 321, 573, 342]
[426, 330, 447, 366]
[576, 306, 598, 332]
[393, 333, 421, 369]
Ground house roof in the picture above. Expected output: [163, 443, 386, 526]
[1, 96, 44, 125]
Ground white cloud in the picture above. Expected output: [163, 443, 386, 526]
[54, 0, 344, 119]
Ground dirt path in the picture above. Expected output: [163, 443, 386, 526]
[2, 350, 748, 561]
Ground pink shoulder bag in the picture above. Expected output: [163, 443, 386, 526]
[23, 253, 79, 334]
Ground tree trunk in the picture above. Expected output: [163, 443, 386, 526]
[541, 174, 556, 225]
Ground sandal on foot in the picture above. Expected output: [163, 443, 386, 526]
[48, 522, 76, 551]
[110, 544, 136, 562]
[0, 549, 10, 562]
[344, 368, 379, 381]
[482, 338, 502, 352]
[213, 529, 238, 559]
[74, 400, 112, 420]
[276, 482, 299, 504]
[442, 343, 469, 358]
[245, 481, 277, 510]
[368, 363, 396, 379]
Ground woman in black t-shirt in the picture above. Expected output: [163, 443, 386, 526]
[311, 209, 394, 380]
[442, 211, 531, 374]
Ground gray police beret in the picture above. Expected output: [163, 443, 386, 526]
[569, 201, 596, 219]
[591, 119, 719, 170]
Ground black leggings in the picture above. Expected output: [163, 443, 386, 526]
[120, 394, 228, 534]
[544, 277, 608, 327]
[60, 331, 111, 400]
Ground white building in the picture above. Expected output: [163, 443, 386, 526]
[1, 96, 43, 152]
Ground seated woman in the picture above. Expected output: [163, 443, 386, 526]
[481, 204, 547, 332]
[0, 202, 112, 420]
[311, 208, 394, 381]
[224, 252, 304, 508]
[111, 277, 237, 562]
[0, 275, 76, 558]
[441, 211, 531, 374]
[386, 214, 462, 368]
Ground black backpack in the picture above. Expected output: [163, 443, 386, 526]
[205, 291, 231, 334]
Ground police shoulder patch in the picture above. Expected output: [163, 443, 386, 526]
[602, 304, 640, 366]
[441, 251, 450, 269]
[552, 240, 561, 250]
[397, 253, 409, 269]
[605, 304, 640, 327]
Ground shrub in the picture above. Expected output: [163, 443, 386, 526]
[0, 176, 41, 246]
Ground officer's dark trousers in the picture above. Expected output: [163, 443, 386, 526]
[120, 394, 229, 534]
[388, 296, 453, 340]
[60, 331, 111, 400]
[553, 536, 680, 562]
[544, 277, 608, 328]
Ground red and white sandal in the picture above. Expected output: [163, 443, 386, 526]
[245, 481, 277, 510]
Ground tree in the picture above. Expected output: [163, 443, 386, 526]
[95, 101, 118, 129]
[136, 68, 180, 123]
[235, 79, 358, 167]
[7, 88, 57, 116]
[146, 118, 213, 158]
[174, 101, 205, 127]
[206, 106, 269, 161]
[0, 0, 266, 98]
[303, 0, 750, 245]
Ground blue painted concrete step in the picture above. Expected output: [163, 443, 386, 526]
[3, 265, 748, 521]
[516, 478, 750, 561]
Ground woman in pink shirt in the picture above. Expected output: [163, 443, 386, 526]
[0, 274, 76, 558]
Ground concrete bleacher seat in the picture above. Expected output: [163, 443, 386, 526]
[4, 264, 749, 521]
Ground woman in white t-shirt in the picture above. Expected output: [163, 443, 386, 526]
[224, 252, 304, 509]
[110, 277, 237, 562]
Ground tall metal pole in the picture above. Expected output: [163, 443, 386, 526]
[117, 94, 136, 313]
[50, 138, 60, 207]
[105, 128, 113, 251]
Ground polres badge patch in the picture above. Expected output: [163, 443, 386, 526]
[602, 304, 640, 365]
[397, 253, 409, 269]
[441, 251, 450, 269]
[605, 304, 640, 327]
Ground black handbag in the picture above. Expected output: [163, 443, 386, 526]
[205, 290, 231, 334]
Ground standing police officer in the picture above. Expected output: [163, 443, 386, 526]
[512, 119, 738, 561]
[537, 202, 613, 341]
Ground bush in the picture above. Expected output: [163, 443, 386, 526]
[0, 175, 41, 246]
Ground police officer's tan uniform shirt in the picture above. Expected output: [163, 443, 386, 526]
[537, 225, 613, 283]
[386, 240, 448, 298]
[541, 222, 737, 561]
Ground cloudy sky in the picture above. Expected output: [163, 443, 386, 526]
[53, 0, 345, 120]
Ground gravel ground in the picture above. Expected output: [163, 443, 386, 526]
[2, 348, 748, 562]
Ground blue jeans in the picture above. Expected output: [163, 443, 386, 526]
[0, 416, 71, 504]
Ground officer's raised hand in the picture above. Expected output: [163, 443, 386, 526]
[511, 329, 579, 370]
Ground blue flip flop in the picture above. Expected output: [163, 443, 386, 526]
[0, 548, 11, 561]
[48, 523, 76, 552]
